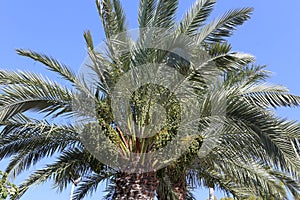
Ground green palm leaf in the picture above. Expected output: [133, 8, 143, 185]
[96, 0, 127, 38]
[152, 0, 178, 29]
[178, 0, 216, 35]
[16, 49, 77, 84]
[195, 7, 253, 44]
[138, 0, 156, 28]
[72, 172, 114, 200]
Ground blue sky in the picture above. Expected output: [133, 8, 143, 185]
[0, 0, 300, 199]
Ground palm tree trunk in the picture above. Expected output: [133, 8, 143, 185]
[113, 172, 159, 200]
[156, 173, 187, 200]
[209, 187, 215, 200]
[173, 179, 187, 200]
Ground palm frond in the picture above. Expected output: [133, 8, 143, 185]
[224, 65, 300, 109]
[224, 64, 271, 86]
[0, 121, 78, 176]
[242, 89, 300, 108]
[192, 157, 293, 199]
[183, 85, 300, 197]
[152, 0, 178, 29]
[96, 0, 113, 38]
[84, 41, 113, 95]
[16, 49, 77, 84]
[17, 147, 105, 197]
[138, 0, 156, 28]
[208, 42, 232, 57]
[72, 172, 114, 200]
[225, 93, 300, 177]
[186, 52, 255, 91]
[178, 0, 216, 35]
[204, 52, 255, 72]
[96, 0, 127, 38]
[12, 51, 95, 101]
[0, 80, 73, 121]
[269, 170, 300, 199]
[195, 7, 253, 44]
[112, 0, 127, 33]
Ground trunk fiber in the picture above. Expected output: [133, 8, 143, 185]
[113, 172, 159, 200]
[173, 179, 187, 200]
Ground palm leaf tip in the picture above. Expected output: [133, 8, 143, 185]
[197, 7, 254, 44]
[16, 49, 77, 83]
[84, 30, 94, 50]
[97, 0, 127, 38]
[178, 0, 216, 35]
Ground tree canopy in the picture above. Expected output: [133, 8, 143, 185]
[0, 0, 300, 199]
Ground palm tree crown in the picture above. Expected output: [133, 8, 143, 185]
[0, 0, 300, 199]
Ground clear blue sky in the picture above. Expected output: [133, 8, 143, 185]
[0, 0, 300, 199]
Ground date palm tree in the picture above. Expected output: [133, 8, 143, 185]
[0, 0, 300, 199]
